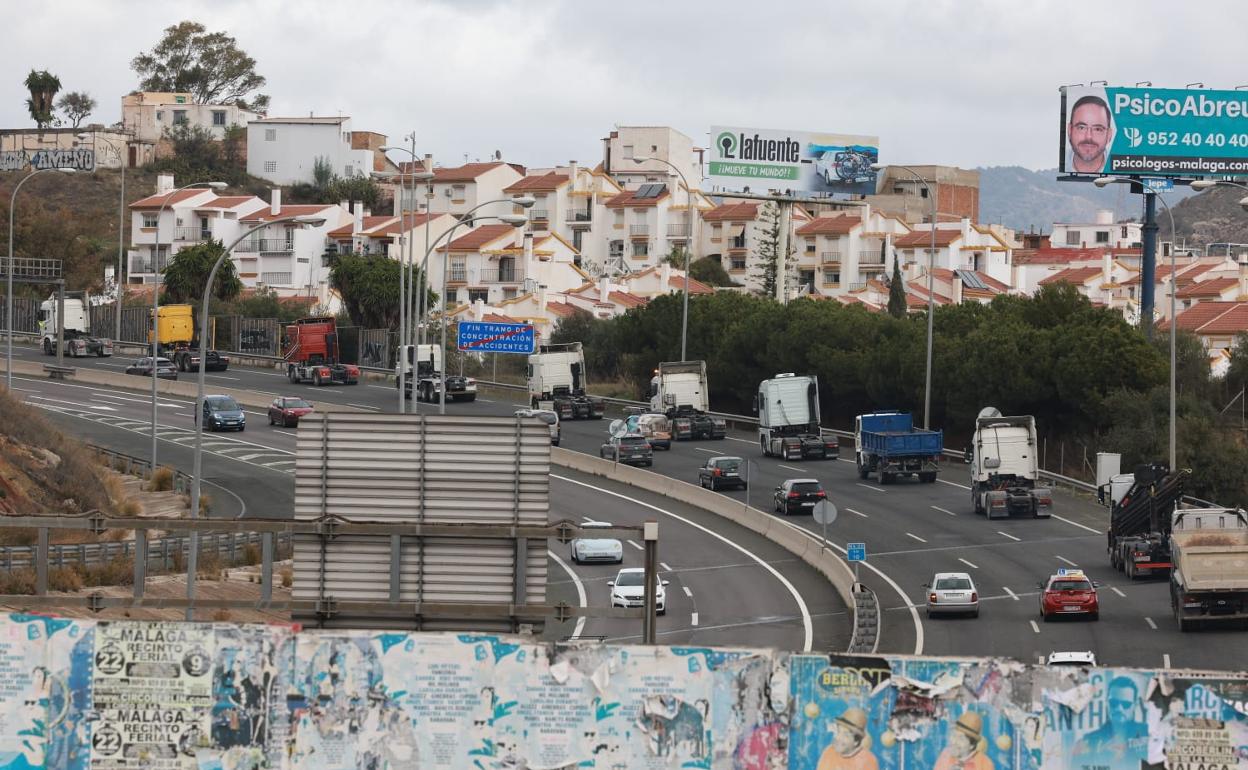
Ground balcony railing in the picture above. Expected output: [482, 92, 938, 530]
[821, 251, 842, 264]
[728, 238, 747, 250]
[667, 223, 691, 238]
[481, 267, 523, 283]
[629, 224, 650, 238]
[174, 227, 211, 242]
[448, 269, 468, 283]
[858, 251, 886, 265]
[845, 281, 867, 292]
[566, 209, 592, 224]
[128, 255, 168, 274]
[259, 272, 292, 285]
[235, 239, 294, 253]
[529, 209, 549, 221]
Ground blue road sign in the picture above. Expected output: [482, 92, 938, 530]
[457, 321, 536, 354]
[1141, 176, 1174, 193]
[846, 543, 867, 562]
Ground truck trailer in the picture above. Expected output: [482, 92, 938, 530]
[648, 361, 724, 440]
[754, 373, 838, 460]
[855, 411, 942, 484]
[39, 292, 112, 357]
[283, 317, 359, 385]
[1100, 462, 1189, 579]
[1170, 507, 1248, 631]
[968, 408, 1051, 518]
[527, 342, 604, 419]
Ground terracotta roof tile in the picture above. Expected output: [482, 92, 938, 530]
[433, 162, 517, 183]
[669, 276, 714, 294]
[1196, 303, 1248, 335]
[240, 205, 335, 223]
[1039, 266, 1102, 286]
[895, 229, 964, 248]
[610, 291, 648, 308]
[796, 215, 859, 236]
[503, 172, 570, 193]
[327, 215, 398, 239]
[1168, 301, 1238, 332]
[195, 196, 256, 210]
[440, 224, 516, 252]
[1177, 277, 1238, 299]
[702, 202, 760, 222]
[546, 302, 579, 318]
[1012, 246, 1117, 265]
[129, 189, 210, 210]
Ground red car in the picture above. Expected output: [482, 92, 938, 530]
[1038, 570, 1100, 621]
[268, 397, 314, 427]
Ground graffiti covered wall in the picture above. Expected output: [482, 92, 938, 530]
[0, 613, 1244, 769]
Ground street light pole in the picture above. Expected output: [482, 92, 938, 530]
[633, 156, 699, 361]
[80, 132, 126, 344]
[188, 215, 324, 620]
[877, 164, 937, 430]
[7, 167, 76, 391]
[148, 181, 225, 471]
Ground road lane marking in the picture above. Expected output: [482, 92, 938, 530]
[695, 448, 721, 454]
[206, 374, 241, 381]
[347, 403, 381, 411]
[855, 484, 886, 493]
[847, 508, 869, 518]
[690, 612, 699, 626]
[1055, 555, 1078, 566]
[998, 531, 1021, 542]
[1110, 586, 1126, 598]
[958, 558, 979, 569]
[931, 506, 957, 517]
[682, 586, 693, 598]
[1145, 616, 1158, 630]
[1030, 620, 1040, 634]
[778, 464, 806, 472]
[1053, 515, 1101, 535]
[1003, 586, 1019, 601]
[627, 540, 643, 551]
[1163, 653, 1171, 668]
[661, 562, 672, 572]
[725, 437, 754, 445]
[939, 479, 971, 490]
[274, 430, 298, 437]
[552, 473, 814, 652]
[548, 550, 587, 639]
[906, 532, 927, 543]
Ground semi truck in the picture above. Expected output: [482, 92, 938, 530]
[855, 411, 942, 484]
[527, 342, 604, 419]
[147, 304, 230, 372]
[968, 408, 1051, 518]
[1099, 461, 1190, 579]
[282, 316, 360, 385]
[754, 373, 838, 460]
[39, 292, 112, 357]
[647, 360, 724, 440]
[395, 344, 477, 402]
[1170, 507, 1248, 631]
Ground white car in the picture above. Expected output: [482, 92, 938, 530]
[570, 522, 623, 564]
[609, 567, 669, 615]
[516, 408, 560, 446]
[1047, 651, 1097, 667]
[924, 572, 979, 618]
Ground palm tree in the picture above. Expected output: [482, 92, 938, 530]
[24, 70, 61, 129]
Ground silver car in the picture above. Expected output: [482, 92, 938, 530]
[571, 521, 623, 564]
[516, 408, 560, 446]
[924, 572, 979, 618]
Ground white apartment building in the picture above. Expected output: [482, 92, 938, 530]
[393, 162, 526, 224]
[793, 209, 912, 296]
[234, 191, 351, 302]
[599, 181, 712, 278]
[325, 211, 457, 261]
[1052, 210, 1142, 249]
[601, 126, 701, 191]
[701, 200, 814, 293]
[435, 226, 588, 308]
[247, 117, 375, 185]
[894, 219, 1014, 289]
[121, 92, 260, 144]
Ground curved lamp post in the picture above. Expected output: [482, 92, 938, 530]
[187, 214, 325, 620]
[7, 167, 76, 390]
[149, 181, 226, 470]
[79, 131, 127, 345]
[1095, 176, 1178, 470]
[633, 156, 700, 362]
[873, 163, 937, 430]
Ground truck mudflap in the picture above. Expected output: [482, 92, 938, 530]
[986, 490, 1010, 519]
[1033, 486, 1053, 518]
[672, 418, 693, 440]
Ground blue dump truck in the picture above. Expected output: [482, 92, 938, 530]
[855, 411, 943, 484]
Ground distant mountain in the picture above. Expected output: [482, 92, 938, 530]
[1170, 185, 1248, 250]
[976, 166, 1198, 234]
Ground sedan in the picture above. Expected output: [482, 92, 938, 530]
[1047, 651, 1097, 667]
[1038, 570, 1100, 621]
[773, 478, 826, 515]
[125, 357, 177, 380]
[268, 397, 314, 427]
[924, 572, 979, 618]
[570, 521, 623, 564]
[601, 434, 653, 467]
[197, 394, 246, 432]
[608, 567, 668, 615]
[699, 456, 747, 491]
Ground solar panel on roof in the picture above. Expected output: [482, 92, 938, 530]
[634, 183, 657, 199]
[958, 269, 988, 291]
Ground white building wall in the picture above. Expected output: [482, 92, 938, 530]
[122, 93, 259, 143]
[247, 119, 364, 185]
[605, 127, 699, 190]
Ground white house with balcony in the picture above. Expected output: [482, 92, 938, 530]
[522, 162, 624, 271]
[392, 162, 526, 224]
[434, 226, 589, 308]
[792, 208, 911, 297]
[325, 210, 456, 262]
[1052, 210, 1142, 249]
[894, 219, 1013, 289]
[246, 116, 375, 185]
[121, 91, 260, 145]
[700, 200, 813, 293]
[234, 191, 350, 305]
[601, 126, 701, 191]
[597, 182, 711, 278]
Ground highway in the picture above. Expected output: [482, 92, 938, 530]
[11, 344, 1247, 668]
[9, 357, 842, 652]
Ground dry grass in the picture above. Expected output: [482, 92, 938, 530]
[198, 495, 212, 516]
[212, 609, 232, 621]
[280, 566, 293, 588]
[0, 569, 36, 595]
[148, 466, 175, 492]
[118, 499, 142, 516]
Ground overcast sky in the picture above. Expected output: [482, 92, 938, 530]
[4, 0, 1245, 174]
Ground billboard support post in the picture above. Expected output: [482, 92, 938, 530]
[1141, 192, 1158, 339]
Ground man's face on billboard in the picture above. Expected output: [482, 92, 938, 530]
[1069, 101, 1111, 170]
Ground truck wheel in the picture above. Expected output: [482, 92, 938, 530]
[314, 372, 323, 387]
[973, 492, 984, 516]
[919, 472, 937, 484]
[857, 463, 868, 480]
[288, 367, 297, 383]
[1177, 615, 1193, 632]
[42, 339, 52, 355]
[463, 395, 476, 402]
[760, 437, 769, 457]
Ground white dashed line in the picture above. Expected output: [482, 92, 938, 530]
[1163, 653, 1171, 669]
[1055, 555, 1078, 567]
[1145, 616, 1158, 630]
[847, 508, 869, 518]
[778, 464, 805, 472]
[931, 506, 957, 517]
[695, 447, 721, 454]
[906, 532, 927, 543]
[627, 540, 643, 551]
[274, 430, 298, 437]
[661, 562, 672, 572]
[958, 558, 979, 569]
[1110, 586, 1126, 598]
[998, 531, 1021, 542]
[690, 612, 699, 626]
[347, 403, 381, 411]
[682, 586, 693, 598]
[939, 479, 971, 490]
[855, 484, 886, 493]
[1052, 514, 1101, 535]
[1002, 586, 1019, 601]
[1030, 620, 1041, 634]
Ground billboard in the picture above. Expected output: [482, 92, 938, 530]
[1060, 85, 1248, 177]
[708, 125, 880, 195]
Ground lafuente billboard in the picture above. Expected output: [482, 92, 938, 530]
[709, 125, 880, 195]
[1061, 85, 1248, 177]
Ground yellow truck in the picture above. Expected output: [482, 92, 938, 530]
[147, 305, 229, 372]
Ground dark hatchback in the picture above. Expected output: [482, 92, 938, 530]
[601, 434, 654, 467]
[773, 478, 827, 515]
[699, 456, 747, 491]
[125, 357, 178, 380]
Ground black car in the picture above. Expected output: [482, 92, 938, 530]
[125, 357, 178, 380]
[773, 478, 827, 515]
[699, 456, 747, 491]
[600, 434, 653, 467]
[196, 394, 246, 432]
